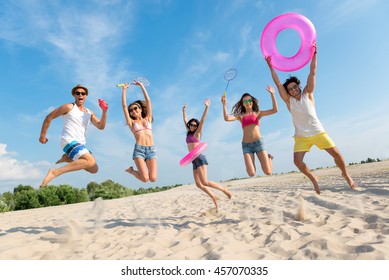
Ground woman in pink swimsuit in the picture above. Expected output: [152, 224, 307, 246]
[183, 98, 231, 211]
[121, 81, 157, 183]
[221, 85, 278, 177]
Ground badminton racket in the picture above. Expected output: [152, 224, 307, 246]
[223, 68, 237, 96]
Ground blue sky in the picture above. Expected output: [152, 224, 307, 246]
[1, 0, 389, 194]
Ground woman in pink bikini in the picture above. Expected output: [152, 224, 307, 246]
[221, 85, 278, 177]
[121, 81, 157, 182]
[183, 98, 231, 211]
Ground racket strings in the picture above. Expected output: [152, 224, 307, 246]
[224, 69, 237, 81]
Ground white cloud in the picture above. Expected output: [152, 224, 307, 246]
[0, 144, 47, 187]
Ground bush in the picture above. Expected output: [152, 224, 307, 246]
[87, 180, 133, 200]
[0, 192, 15, 212]
[56, 184, 77, 204]
[14, 189, 40, 210]
[37, 186, 61, 207]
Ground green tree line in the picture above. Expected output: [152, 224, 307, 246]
[0, 180, 182, 213]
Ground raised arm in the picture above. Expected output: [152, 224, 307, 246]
[39, 103, 73, 144]
[197, 98, 210, 133]
[265, 56, 289, 104]
[121, 83, 133, 127]
[305, 42, 317, 95]
[182, 104, 188, 130]
[221, 95, 238, 122]
[133, 80, 152, 121]
[90, 100, 108, 130]
[259, 85, 278, 117]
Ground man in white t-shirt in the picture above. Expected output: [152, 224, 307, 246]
[39, 84, 108, 187]
[265, 44, 356, 194]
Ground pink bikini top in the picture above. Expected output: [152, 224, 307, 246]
[133, 121, 152, 134]
[186, 134, 200, 144]
[241, 114, 259, 128]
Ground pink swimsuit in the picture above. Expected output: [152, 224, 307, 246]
[241, 114, 259, 128]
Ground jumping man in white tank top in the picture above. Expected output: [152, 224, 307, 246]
[39, 84, 108, 187]
[265, 43, 356, 194]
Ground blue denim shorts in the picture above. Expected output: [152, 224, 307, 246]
[192, 154, 208, 170]
[133, 144, 157, 161]
[242, 138, 266, 154]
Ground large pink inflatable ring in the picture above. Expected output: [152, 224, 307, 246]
[260, 13, 316, 72]
[180, 142, 208, 167]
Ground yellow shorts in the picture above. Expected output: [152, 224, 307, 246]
[294, 132, 335, 153]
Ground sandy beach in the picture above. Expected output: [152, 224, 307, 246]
[1, 160, 388, 260]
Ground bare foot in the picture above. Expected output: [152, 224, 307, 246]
[342, 173, 357, 190]
[125, 166, 134, 174]
[55, 154, 71, 164]
[211, 195, 219, 212]
[223, 188, 232, 199]
[40, 169, 57, 188]
[311, 176, 320, 195]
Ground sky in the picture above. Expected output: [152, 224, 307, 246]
[1, 0, 389, 194]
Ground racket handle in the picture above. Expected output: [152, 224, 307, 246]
[224, 90, 227, 96]
[117, 83, 125, 87]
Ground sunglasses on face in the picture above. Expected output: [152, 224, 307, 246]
[129, 106, 140, 112]
[74, 91, 87, 96]
[189, 123, 198, 127]
[287, 84, 299, 92]
[243, 99, 253, 105]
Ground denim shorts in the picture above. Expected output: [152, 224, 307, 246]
[242, 138, 266, 154]
[133, 144, 157, 160]
[192, 154, 208, 170]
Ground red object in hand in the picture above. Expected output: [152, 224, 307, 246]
[98, 99, 108, 111]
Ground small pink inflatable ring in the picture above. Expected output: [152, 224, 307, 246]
[180, 142, 208, 167]
[260, 13, 316, 72]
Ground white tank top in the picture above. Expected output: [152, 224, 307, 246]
[61, 103, 92, 145]
[289, 93, 325, 137]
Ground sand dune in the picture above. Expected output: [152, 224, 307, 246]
[1, 161, 388, 260]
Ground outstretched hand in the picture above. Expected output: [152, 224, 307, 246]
[265, 55, 272, 67]
[182, 104, 188, 111]
[313, 41, 317, 53]
[266, 85, 275, 95]
[132, 80, 143, 87]
[204, 98, 210, 107]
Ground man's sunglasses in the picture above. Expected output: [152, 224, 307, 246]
[74, 91, 87, 96]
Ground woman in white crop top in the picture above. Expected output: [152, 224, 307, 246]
[121, 80, 157, 183]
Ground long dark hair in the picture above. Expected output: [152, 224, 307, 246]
[231, 93, 259, 115]
[128, 100, 153, 121]
[186, 118, 200, 135]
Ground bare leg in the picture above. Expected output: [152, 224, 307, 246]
[41, 153, 97, 187]
[243, 153, 256, 177]
[146, 158, 157, 182]
[125, 158, 149, 182]
[193, 169, 219, 211]
[55, 154, 72, 164]
[257, 150, 272, 175]
[294, 152, 320, 194]
[196, 165, 232, 199]
[325, 147, 356, 190]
